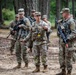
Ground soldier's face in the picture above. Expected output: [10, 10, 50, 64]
[35, 16, 41, 21]
[31, 12, 35, 17]
[43, 18, 47, 22]
[15, 16, 19, 21]
[19, 13, 24, 19]
[62, 12, 68, 19]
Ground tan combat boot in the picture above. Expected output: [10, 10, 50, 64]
[43, 65, 48, 73]
[32, 65, 40, 73]
[24, 63, 28, 68]
[56, 69, 66, 75]
[13, 63, 21, 69]
[67, 70, 71, 75]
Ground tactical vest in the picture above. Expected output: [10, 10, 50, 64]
[31, 21, 47, 41]
[28, 16, 36, 25]
[17, 17, 28, 39]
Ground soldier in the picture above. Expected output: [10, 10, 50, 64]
[57, 8, 75, 75]
[14, 8, 31, 69]
[23, 12, 48, 73]
[42, 15, 52, 43]
[28, 9, 36, 25]
[28, 9, 36, 52]
[9, 14, 19, 55]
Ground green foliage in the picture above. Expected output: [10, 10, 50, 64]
[4, 20, 11, 26]
[2, 8, 15, 21]
[50, 0, 56, 15]
[49, 14, 55, 27]
[2, 0, 14, 10]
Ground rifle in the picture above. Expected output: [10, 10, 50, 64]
[6, 33, 11, 38]
[13, 19, 25, 32]
[6, 30, 16, 38]
[58, 24, 67, 44]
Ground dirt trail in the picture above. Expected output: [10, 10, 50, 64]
[0, 29, 76, 75]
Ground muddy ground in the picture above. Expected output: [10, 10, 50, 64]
[0, 29, 76, 75]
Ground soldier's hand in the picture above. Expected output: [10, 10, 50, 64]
[66, 44, 68, 48]
[18, 25, 24, 28]
[42, 26, 48, 30]
[20, 39, 26, 42]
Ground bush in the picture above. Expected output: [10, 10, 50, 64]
[2, 8, 15, 21]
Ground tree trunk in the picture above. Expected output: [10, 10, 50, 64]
[56, 0, 61, 20]
[72, 0, 75, 19]
[0, 0, 3, 24]
[13, 0, 50, 17]
[65, 0, 69, 7]
[39, 0, 50, 18]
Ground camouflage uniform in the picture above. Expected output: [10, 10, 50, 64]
[28, 16, 35, 50]
[32, 20, 48, 66]
[24, 19, 48, 72]
[59, 17, 75, 73]
[9, 20, 19, 54]
[42, 15, 51, 43]
[15, 16, 31, 67]
[27, 10, 36, 52]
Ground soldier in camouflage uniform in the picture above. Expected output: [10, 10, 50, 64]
[14, 8, 31, 69]
[28, 10, 36, 52]
[28, 10, 36, 25]
[57, 8, 75, 75]
[42, 15, 52, 43]
[9, 14, 19, 55]
[23, 12, 48, 73]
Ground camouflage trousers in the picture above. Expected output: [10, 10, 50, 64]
[59, 42, 73, 71]
[15, 40, 28, 64]
[72, 40, 76, 62]
[10, 39, 16, 53]
[28, 40, 33, 48]
[33, 43, 48, 66]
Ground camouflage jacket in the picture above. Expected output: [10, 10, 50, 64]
[16, 17, 31, 40]
[9, 20, 19, 39]
[24, 20, 49, 45]
[59, 17, 75, 44]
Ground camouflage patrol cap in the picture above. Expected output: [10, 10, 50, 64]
[60, 8, 70, 14]
[18, 8, 24, 12]
[18, 8, 25, 15]
[35, 12, 41, 16]
[18, 12, 25, 15]
[31, 9, 36, 12]
[42, 15, 47, 19]
[15, 14, 19, 18]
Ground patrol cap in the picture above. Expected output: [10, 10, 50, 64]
[60, 8, 70, 14]
[35, 12, 41, 16]
[15, 14, 19, 18]
[18, 8, 24, 12]
[31, 9, 36, 12]
[42, 15, 48, 19]
[18, 12, 25, 15]
[18, 8, 25, 15]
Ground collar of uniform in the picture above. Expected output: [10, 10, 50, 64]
[35, 20, 42, 24]
[64, 16, 71, 22]
[20, 16, 26, 20]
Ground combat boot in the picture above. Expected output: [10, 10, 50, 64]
[56, 69, 66, 75]
[13, 63, 21, 69]
[42, 65, 48, 73]
[10, 51, 13, 55]
[32, 65, 40, 73]
[67, 70, 71, 75]
[30, 48, 32, 52]
[24, 63, 28, 68]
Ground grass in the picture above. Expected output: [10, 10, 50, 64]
[4, 20, 11, 26]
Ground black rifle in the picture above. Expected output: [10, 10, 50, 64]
[13, 19, 25, 32]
